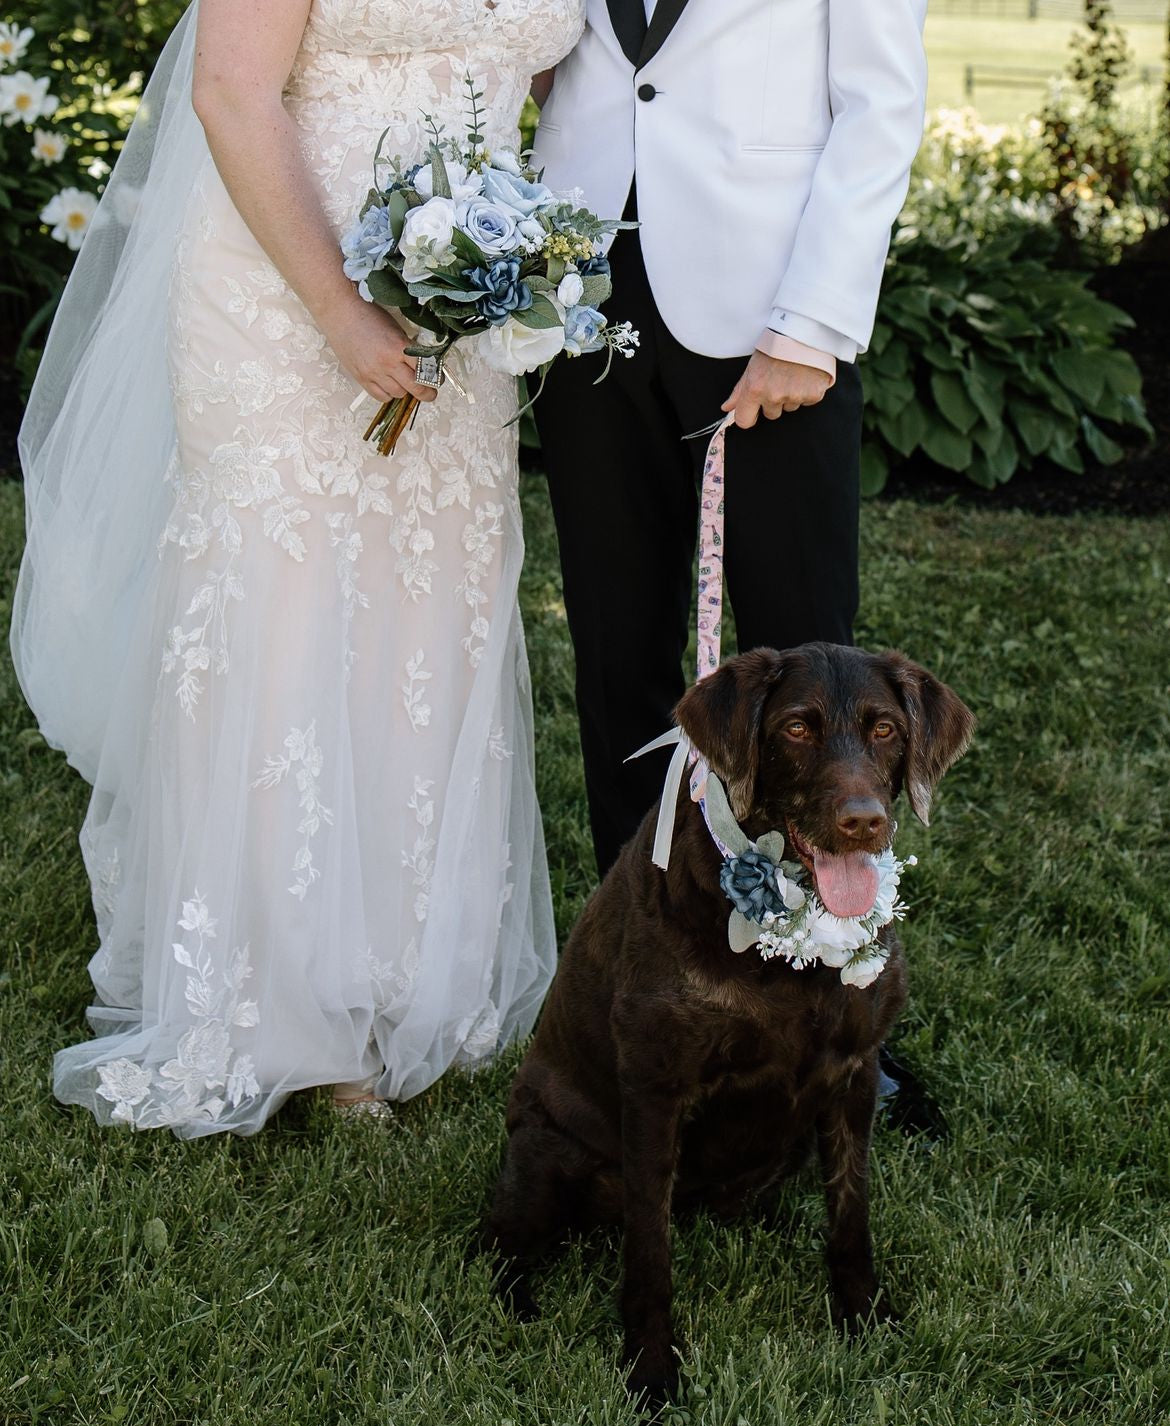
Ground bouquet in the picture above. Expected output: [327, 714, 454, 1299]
[340, 78, 639, 455]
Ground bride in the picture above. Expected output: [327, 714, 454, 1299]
[12, 0, 585, 1135]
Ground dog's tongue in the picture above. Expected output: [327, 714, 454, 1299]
[813, 850, 880, 918]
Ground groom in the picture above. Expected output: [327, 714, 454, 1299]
[532, 0, 929, 877]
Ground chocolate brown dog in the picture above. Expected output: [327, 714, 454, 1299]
[486, 643, 974, 1404]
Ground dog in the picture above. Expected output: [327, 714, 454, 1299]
[485, 642, 974, 1405]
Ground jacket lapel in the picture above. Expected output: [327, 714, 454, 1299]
[606, 0, 648, 66]
[638, 0, 692, 68]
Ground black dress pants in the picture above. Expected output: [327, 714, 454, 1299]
[537, 226, 863, 876]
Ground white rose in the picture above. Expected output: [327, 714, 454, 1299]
[413, 159, 483, 203]
[492, 148, 523, 176]
[838, 949, 888, 989]
[478, 305, 567, 377]
[399, 197, 457, 282]
[556, 271, 584, 307]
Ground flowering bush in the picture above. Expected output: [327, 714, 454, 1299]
[901, 104, 1168, 264]
[0, 4, 183, 367]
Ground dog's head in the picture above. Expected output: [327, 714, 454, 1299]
[675, 643, 974, 917]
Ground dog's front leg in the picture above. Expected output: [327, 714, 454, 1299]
[618, 1077, 685, 1407]
[816, 1055, 892, 1333]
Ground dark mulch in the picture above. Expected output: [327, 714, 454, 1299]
[881, 227, 1170, 517]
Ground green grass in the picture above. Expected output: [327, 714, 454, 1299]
[3, 474, 1170, 1424]
[925, 15, 1166, 122]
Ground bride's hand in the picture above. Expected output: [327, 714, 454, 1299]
[323, 297, 439, 405]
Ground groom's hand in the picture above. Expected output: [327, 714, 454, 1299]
[722, 352, 832, 430]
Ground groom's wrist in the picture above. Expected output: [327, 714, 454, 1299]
[755, 330, 837, 387]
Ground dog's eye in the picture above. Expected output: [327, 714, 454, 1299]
[873, 721, 896, 740]
[784, 720, 809, 739]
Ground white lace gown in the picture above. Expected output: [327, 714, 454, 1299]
[52, 0, 586, 1137]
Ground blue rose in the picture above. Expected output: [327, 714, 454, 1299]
[563, 304, 606, 356]
[480, 164, 556, 217]
[578, 253, 611, 278]
[466, 258, 533, 325]
[340, 203, 395, 283]
[719, 848, 788, 924]
[456, 196, 521, 258]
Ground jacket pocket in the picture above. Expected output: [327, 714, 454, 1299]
[740, 143, 826, 154]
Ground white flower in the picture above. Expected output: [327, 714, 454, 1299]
[413, 158, 483, 203]
[0, 69, 56, 126]
[0, 23, 34, 69]
[491, 148, 523, 176]
[839, 947, 889, 990]
[31, 127, 65, 164]
[478, 303, 566, 376]
[556, 271, 584, 307]
[399, 196, 457, 282]
[40, 187, 97, 250]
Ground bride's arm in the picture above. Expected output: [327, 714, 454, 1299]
[192, 0, 434, 405]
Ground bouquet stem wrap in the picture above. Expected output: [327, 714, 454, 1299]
[364, 394, 420, 456]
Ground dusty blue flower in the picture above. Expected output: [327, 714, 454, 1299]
[465, 258, 533, 325]
[481, 164, 555, 217]
[719, 848, 787, 924]
[578, 253, 611, 278]
[563, 304, 606, 355]
[341, 203, 395, 282]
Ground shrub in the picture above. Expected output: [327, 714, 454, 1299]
[902, 105, 1168, 265]
[861, 225, 1151, 493]
[0, 3, 183, 361]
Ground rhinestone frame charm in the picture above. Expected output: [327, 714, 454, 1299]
[414, 353, 444, 389]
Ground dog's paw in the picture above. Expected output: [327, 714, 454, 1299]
[498, 1272, 541, 1321]
[624, 1350, 679, 1415]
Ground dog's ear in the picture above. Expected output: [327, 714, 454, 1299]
[674, 649, 791, 820]
[881, 651, 975, 825]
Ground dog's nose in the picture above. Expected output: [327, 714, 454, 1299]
[836, 798, 888, 840]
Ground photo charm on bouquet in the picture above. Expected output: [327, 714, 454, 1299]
[341, 75, 639, 455]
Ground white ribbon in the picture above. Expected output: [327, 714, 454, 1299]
[625, 727, 691, 870]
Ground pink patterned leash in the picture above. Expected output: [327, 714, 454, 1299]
[633, 414, 737, 869]
[695, 413, 735, 682]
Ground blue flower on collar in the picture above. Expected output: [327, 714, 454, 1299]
[719, 847, 788, 924]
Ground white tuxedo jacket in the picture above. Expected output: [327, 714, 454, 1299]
[533, 0, 928, 360]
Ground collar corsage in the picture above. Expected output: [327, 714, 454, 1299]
[702, 766, 915, 989]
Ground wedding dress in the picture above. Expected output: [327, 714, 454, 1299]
[13, 0, 586, 1136]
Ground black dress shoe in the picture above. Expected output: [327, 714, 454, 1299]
[877, 1044, 948, 1141]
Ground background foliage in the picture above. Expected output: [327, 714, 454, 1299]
[0, 2, 184, 363]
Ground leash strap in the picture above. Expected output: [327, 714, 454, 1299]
[628, 415, 736, 870]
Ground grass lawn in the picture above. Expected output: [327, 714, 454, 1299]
[925, 15, 1166, 122]
[3, 471, 1170, 1425]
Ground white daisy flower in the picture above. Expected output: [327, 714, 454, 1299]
[0, 22, 34, 69]
[31, 127, 66, 164]
[40, 187, 98, 250]
[0, 69, 57, 126]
